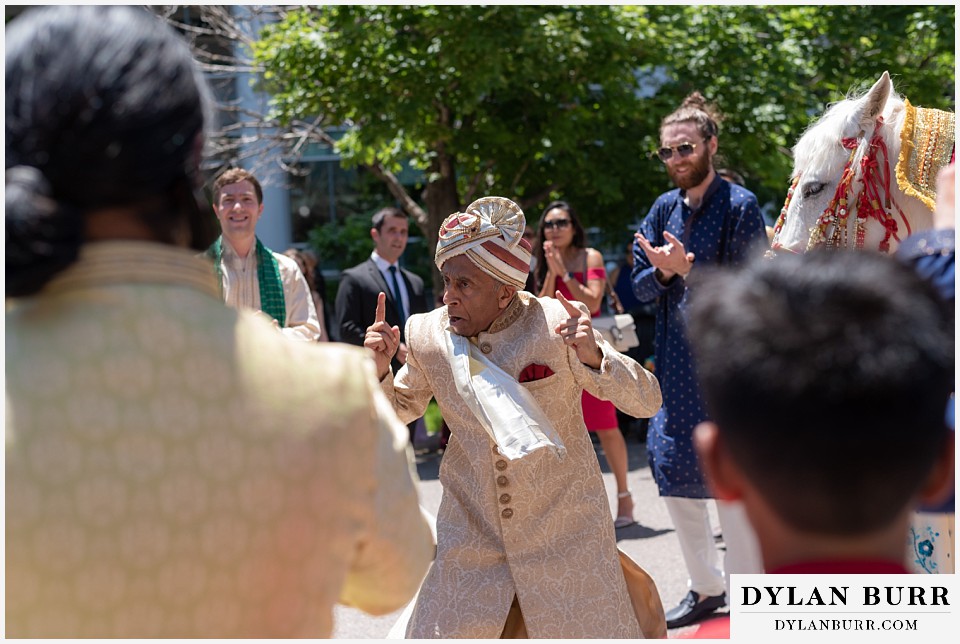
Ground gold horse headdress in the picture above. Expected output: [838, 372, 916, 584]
[896, 99, 955, 211]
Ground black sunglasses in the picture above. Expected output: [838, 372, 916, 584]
[656, 141, 700, 162]
[543, 219, 572, 230]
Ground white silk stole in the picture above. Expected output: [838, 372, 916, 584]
[446, 331, 566, 461]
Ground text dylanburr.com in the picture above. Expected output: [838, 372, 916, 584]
[730, 574, 959, 641]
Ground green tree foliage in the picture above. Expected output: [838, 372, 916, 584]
[253, 4, 954, 279]
[307, 212, 375, 277]
[254, 5, 660, 285]
[646, 5, 955, 213]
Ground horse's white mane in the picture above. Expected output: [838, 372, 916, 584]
[791, 83, 906, 177]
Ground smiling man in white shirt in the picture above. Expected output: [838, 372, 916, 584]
[207, 167, 321, 341]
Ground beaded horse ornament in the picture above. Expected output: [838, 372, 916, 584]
[768, 72, 956, 576]
[770, 71, 954, 255]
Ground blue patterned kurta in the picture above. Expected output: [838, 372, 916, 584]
[631, 174, 767, 498]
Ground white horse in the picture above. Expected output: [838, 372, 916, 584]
[771, 71, 955, 255]
[771, 71, 956, 575]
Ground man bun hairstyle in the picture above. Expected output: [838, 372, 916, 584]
[661, 91, 723, 142]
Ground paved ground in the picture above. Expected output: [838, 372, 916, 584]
[332, 426, 728, 638]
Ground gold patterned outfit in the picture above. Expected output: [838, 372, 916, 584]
[5, 241, 433, 637]
[381, 291, 662, 638]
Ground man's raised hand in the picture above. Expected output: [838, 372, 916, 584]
[364, 291, 401, 380]
[554, 291, 603, 369]
[635, 230, 695, 281]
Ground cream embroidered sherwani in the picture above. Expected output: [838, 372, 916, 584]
[381, 291, 662, 638]
[5, 242, 433, 637]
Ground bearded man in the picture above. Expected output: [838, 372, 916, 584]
[630, 92, 768, 629]
[365, 197, 664, 638]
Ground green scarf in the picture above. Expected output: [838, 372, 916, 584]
[207, 236, 286, 326]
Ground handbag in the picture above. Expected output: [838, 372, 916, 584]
[566, 251, 640, 353]
[593, 280, 640, 352]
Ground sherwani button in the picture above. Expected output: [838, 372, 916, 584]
[499, 493, 511, 504]
[496, 475, 508, 487]
[495, 460, 508, 471]
[480, 342, 493, 354]
[501, 508, 514, 519]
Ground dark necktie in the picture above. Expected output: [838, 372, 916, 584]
[388, 265, 406, 325]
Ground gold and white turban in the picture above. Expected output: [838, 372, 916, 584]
[435, 196, 533, 289]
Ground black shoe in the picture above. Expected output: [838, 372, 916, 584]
[665, 590, 726, 629]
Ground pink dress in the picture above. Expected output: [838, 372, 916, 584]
[555, 267, 619, 431]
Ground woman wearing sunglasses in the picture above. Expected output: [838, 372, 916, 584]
[533, 201, 637, 529]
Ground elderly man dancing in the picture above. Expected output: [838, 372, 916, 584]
[365, 197, 664, 638]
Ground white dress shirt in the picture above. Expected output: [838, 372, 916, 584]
[218, 237, 322, 342]
[371, 250, 410, 319]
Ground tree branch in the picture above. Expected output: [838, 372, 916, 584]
[509, 158, 531, 194]
[367, 162, 429, 230]
[519, 184, 563, 211]
[463, 160, 495, 204]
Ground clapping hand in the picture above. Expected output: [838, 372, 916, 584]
[364, 292, 401, 380]
[554, 291, 603, 369]
[543, 240, 568, 278]
[635, 231, 695, 281]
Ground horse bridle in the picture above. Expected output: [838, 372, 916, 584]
[771, 117, 912, 255]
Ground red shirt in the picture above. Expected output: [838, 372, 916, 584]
[554, 267, 606, 315]
[768, 560, 911, 574]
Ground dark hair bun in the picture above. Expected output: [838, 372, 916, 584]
[6, 5, 210, 293]
[5, 166, 83, 296]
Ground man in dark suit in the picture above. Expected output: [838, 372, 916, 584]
[336, 206, 428, 372]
